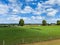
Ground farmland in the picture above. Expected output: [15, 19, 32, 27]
[0, 25, 60, 45]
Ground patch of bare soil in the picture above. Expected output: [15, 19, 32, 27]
[20, 39, 60, 45]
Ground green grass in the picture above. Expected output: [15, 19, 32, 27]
[0, 26, 60, 45]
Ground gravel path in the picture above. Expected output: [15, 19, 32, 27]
[20, 39, 60, 45]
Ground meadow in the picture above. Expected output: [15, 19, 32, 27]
[0, 25, 60, 45]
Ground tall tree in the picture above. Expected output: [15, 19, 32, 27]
[57, 20, 60, 25]
[42, 20, 47, 26]
[19, 19, 24, 26]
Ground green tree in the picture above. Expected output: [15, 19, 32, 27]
[19, 19, 24, 26]
[42, 20, 47, 26]
[57, 20, 60, 25]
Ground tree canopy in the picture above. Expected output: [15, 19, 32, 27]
[19, 19, 24, 26]
[57, 20, 60, 25]
[42, 20, 47, 26]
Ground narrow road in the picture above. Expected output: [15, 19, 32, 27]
[20, 39, 60, 45]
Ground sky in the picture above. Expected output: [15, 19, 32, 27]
[0, 0, 60, 24]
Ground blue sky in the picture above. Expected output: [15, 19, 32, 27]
[0, 0, 60, 24]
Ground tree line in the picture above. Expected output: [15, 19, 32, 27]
[19, 19, 60, 26]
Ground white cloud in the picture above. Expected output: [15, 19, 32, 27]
[8, 0, 17, 3]
[0, 0, 59, 24]
[17, 3, 44, 15]
[12, 6, 21, 14]
[8, 2, 23, 14]
[32, 3, 44, 15]
[25, 0, 34, 2]
[20, 4, 42, 15]
[31, 16, 44, 20]
[6, 15, 31, 24]
[32, 11, 41, 15]
[20, 6, 33, 13]
[0, 4, 9, 14]
[37, 3, 42, 9]
[45, 0, 55, 5]
[7, 15, 20, 21]
[45, 0, 60, 6]
[30, 16, 45, 24]
[47, 18, 60, 24]
[0, 15, 21, 23]
[46, 8, 58, 16]
[56, 0, 60, 5]
[6, 15, 45, 24]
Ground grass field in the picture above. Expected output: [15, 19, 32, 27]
[0, 26, 60, 45]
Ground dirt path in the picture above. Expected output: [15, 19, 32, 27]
[20, 39, 60, 45]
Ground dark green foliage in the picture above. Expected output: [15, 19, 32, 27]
[42, 20, 47, 26]
[19, 19, 24, 26]
[57, 20, 60, 25]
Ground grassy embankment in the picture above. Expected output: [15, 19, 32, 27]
[0, 26, 60, 45]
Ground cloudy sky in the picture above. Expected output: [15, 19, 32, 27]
[0, 0, 60, 24]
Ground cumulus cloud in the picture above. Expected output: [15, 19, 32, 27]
[46, 8, 58, 16]
[0, 0, 59, 24]
[5, 15, 45, 24]
[8, 0, 17, 3]
[0, 15, 20, 23]
[32, 3, 42, 15]
[7, 15, 20, 21]
[45, 0, 60, 6]
[0, 4, 9, 14]
[19, 3, 43, 15]
[25, 0, 34, 2]
[47, 18, 60, 24]
[20, 6, 33, 13]
[31, 16, 45, 20]
[45, 0, 55, 5]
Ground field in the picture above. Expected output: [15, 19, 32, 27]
[0, 26, 60, 45]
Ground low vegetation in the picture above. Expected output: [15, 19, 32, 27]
[0, 26, 60, 45]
